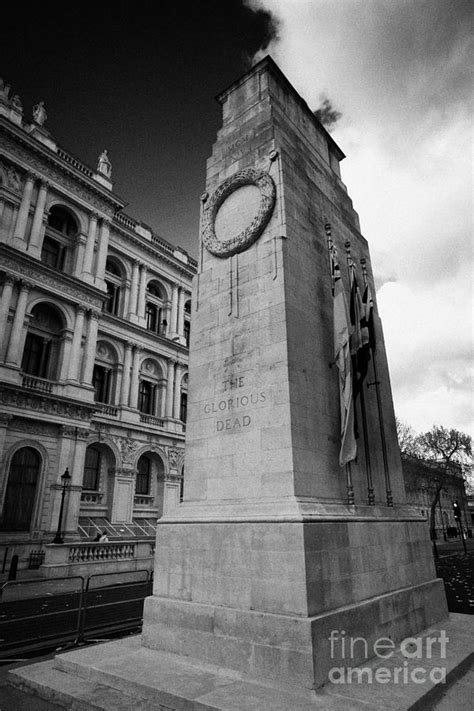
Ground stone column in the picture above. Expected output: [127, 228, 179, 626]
[13, 173, 35, 248]
[73, 234, 87, 277]
[81, 309, 100, 385]
[137, 263, 147, 325]
[120, 341, 133, 407]
[27, 179, 48, 255]
[128, 260, 139, 321]
[129, 344, 142, 409]
[5, 281, 31, 365]
[177, 288, 185, 340]
[65, 427, 90, 534]
[94, 218, 110, 286]
[165, 358, 175, 419]
[0, 275, 16, 349]
[173, 362, 183, 420]
[67, 305, 86, 381]
[81, 213, 98, 282]
[0, 414, 13, 464]
[58, 330, 74, 381]
[122, 278, 131, 317]
[169, 284, 178, 337]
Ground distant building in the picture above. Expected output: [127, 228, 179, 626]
[402, 456, 469, 539]
[0, 80, 196, 577]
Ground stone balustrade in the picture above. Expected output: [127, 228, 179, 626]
[139, 414, 164, 427]
[68, 542, 135, 563]
[22, 375, 54, 393]
[39, 540, 154, 578]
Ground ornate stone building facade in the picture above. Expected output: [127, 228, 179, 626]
[402, 457, 469, 539]
[0, 80, 195, 573]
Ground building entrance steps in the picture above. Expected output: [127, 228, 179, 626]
[6, 613, 473, 710]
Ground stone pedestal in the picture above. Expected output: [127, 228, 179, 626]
[142, 56, 447, 690]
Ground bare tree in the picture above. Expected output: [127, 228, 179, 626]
[396, 418, 423, 458]
[418, 426, 472, 540]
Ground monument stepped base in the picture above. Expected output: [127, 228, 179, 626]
[7, 614, 473, 710]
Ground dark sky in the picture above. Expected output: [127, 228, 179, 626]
[1, 2, 277, 258]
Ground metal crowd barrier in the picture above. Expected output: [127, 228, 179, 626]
[0, 569, 153, 659]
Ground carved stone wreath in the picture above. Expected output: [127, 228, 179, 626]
[201, 168, 276, 258]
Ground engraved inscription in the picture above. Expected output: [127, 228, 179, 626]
[203, 375, 267, 433]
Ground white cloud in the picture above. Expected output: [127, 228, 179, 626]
[247, 0, 473, 436]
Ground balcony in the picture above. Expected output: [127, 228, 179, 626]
[139, 414, 164, 427]
[80, 491, 104, 504]
[22, 375, 54, 393]
[134, 494, 155, 507]
[96, 404, 119, 417]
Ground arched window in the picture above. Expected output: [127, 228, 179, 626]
[83, 446, 101, 491]
[145, 279, 165, 334]
[41, 205, 78, 271]
[93, 341, 118, 404]
[0, 447, 41, 531]
[104, 258, 123, 316]
[136, 455, 151, 495]
[21, 303, 64, 380]
[138, 359, 165, 417]
[138, 380, 155, 414]
[145, 302, 158, 332]
[48, 206, 77, 236]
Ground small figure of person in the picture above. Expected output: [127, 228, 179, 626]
[98, 531, 109, 542]
[33, 101, 47, 126]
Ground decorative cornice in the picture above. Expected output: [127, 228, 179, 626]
[0, 119, 126, 213]
[10, 417, 58, 436]
[0, 244, 105, 310]
[0, 383, 97, 422]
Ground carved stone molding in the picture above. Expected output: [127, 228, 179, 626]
[0, 131, 118, 213]
[167, 447, 184, 469]
[12, 419, 57, 436]
[201, 168, 276, 258]
[0, 385, 96, 422]
[0, 252, 103, 309]
[114, 436, 140, 466]
[0, 413, 13, 428]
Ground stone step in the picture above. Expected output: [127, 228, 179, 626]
[7, 614, 474, 711]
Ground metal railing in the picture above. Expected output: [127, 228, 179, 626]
[0, 569, 152, 659]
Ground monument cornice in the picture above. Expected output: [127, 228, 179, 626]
[158, 500, 425, 525]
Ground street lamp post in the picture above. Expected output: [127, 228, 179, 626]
[52, 468, 71, 544]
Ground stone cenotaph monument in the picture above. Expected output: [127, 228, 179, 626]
[10, 58, 455, 709]
[141, 56, 447, 689]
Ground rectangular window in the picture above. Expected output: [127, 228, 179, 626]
[105, 281, 120, 315]
[41, 237, 65, 270]
[93, 365, 112, 403]
[83, 448, 101, 490]
[136, 458, 151, 495]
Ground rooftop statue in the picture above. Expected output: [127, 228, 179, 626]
[97, 149, 112, 178]
[0, 78, 11, 100]
[33, 101, 47, 126]
[11, 95, 22, 111]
